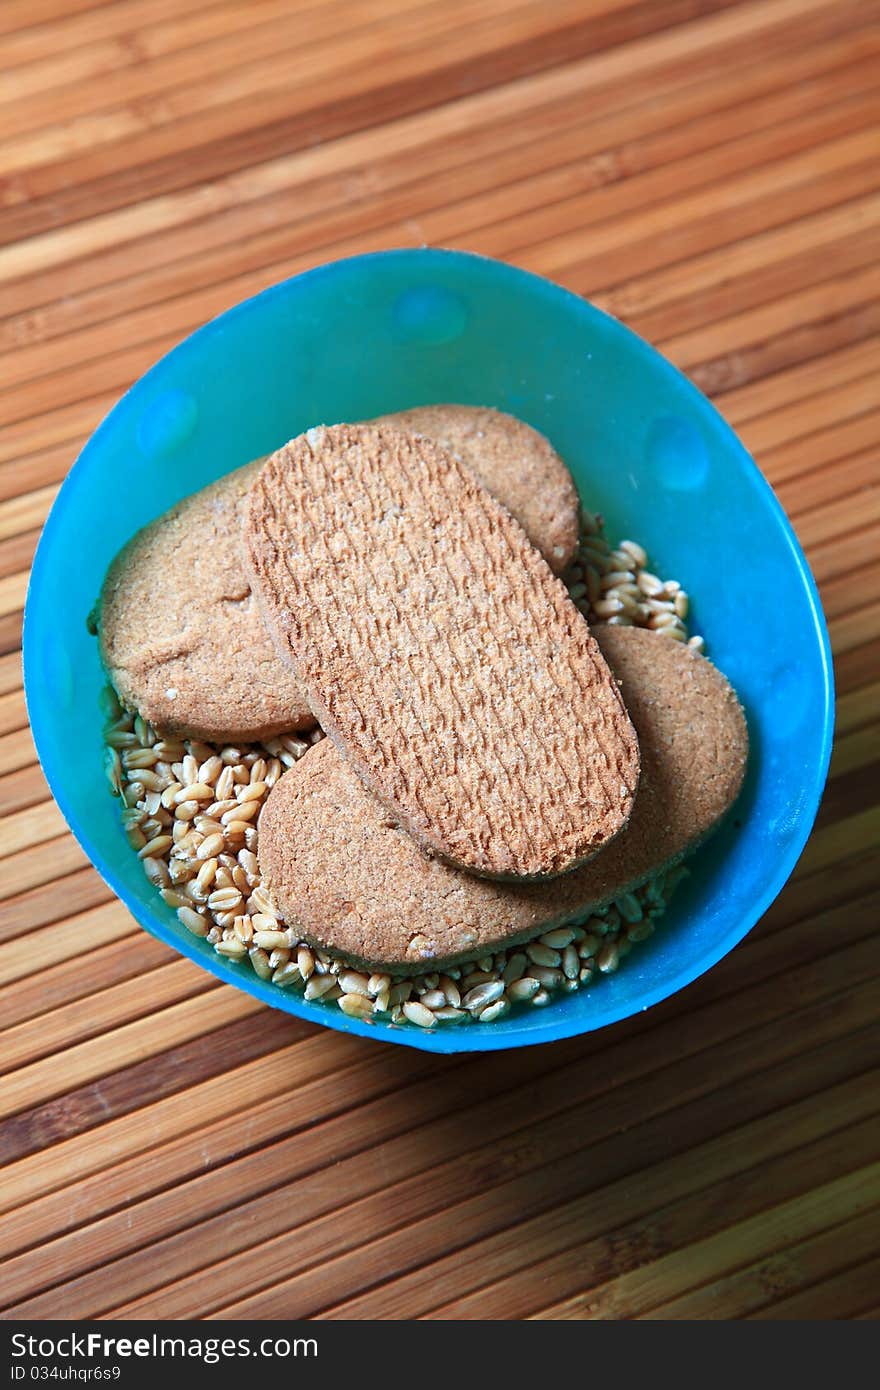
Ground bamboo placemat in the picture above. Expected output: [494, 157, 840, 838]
[0, 0, 878, 1321]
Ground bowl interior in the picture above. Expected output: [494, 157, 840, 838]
[24, 249, 833, 1052]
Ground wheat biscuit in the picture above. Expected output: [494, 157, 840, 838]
[371, 404, 579, 572]
[245, 423, 639, 879]
[258, 627, 748, 969]
[96, 461, 316, 742]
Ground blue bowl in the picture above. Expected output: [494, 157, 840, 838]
[24, 249, 833, 1053]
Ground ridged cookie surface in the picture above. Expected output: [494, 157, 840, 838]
[97, 413, 582, 742]
[245, 423, 640, 879]
[371, 404, 579, 573]
[258, 628, 749, 969]
[97, 462, 315, 741]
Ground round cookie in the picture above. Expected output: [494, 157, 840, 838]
[97, 461, 316, 741]
[257, 627, 748, 970]
[371, 405, 579, 573]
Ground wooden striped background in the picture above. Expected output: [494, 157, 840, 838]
[1, 0, 878, 1320]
